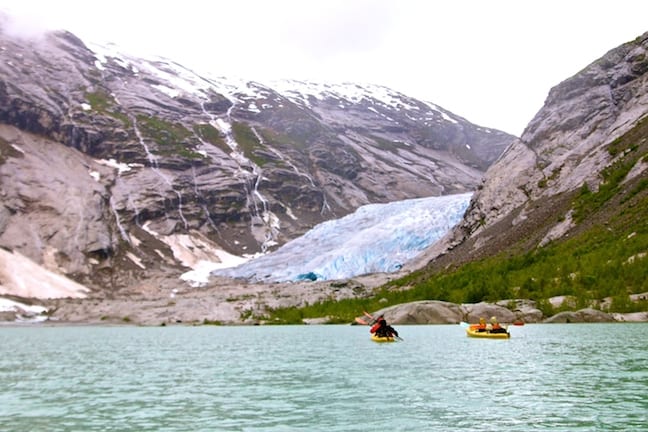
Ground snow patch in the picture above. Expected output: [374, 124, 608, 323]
[0, 298, 48, 322]
[141, 223, 249, 287]
[180, 254, 248, 287]
[0, 248, 90, 299]
[0, 298, 47, 315]
[125, 252, 146, 269]
[153, 84, 180, 98]
[424, 101, 459, 124]
[440, 111, 458, 124]
[96, 158, 138, 174]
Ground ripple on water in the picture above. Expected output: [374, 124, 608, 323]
[0, 324, 646, 431]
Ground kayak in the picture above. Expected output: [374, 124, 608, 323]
[466, 326, 510, 339]
[371, 334, 396, 343]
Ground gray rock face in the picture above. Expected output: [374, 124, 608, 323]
[462, 302, 517, 324]
[419, 31, 648, 262]
[543, 308, 615, 323]
[375, 300, 465, 324]
[469, 32, 648, 234]
[0, 22, 513, 293]
[369, 300, 518, 325]
[0, 125, 113, 276]
[365, 301, 619, 325]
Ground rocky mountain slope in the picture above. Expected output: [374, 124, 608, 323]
[417, 31, 648, 268]
[0, 17, 513, 296]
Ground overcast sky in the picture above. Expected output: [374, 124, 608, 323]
[2, 0, 648, 136]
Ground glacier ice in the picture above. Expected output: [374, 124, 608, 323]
[212, 193, 472, 282]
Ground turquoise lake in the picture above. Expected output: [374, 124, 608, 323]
[1, 323, 647, 431]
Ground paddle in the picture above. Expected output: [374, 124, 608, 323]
[355, 317, 369, 325]
[363, 310, 376, 323]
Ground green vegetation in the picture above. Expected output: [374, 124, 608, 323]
[231, 122, 269, 166]
[84, 90, 131, 127]
[85, 89, 207, 160]
[263, 117, 648, 324]
[193, 123, 230, 154]
[258, 127, 307, 151]
[85, 90, 112, 112]
[266, 196, 647, 324]
[573, 118, 647, 222]
[136, 114, 205, 160]
[537, 166, 562, 189]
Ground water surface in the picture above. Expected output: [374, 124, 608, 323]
[1, 324, 646, 431]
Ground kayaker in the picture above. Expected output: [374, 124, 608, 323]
[488, 316, 508, 334]
[476, 317, 487, 332]
[370, 316, 399, 338]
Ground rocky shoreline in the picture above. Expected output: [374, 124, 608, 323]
[2, 272, 647, 326]
[363, 300, 648, 326]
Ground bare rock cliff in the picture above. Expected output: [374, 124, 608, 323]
[416, 31, 648, 265]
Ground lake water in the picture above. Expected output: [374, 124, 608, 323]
[0, 324, 646, 431]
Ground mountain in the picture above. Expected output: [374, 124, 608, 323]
[213, 31, 648, 292]
[0, 16, 513, 296]
[419, 30, 648, 265]
[249, 31, 648, 325]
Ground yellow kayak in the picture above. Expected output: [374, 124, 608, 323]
[466, 327, 510, 339]
[371, 334, 396, 343]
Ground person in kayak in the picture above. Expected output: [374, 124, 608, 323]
[487, 316, 508, 334]
[370, 316, 399, 338]
[474, 317, 487, 332]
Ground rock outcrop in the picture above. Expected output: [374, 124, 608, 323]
[543, 308, 615, 323]
[363, 302, 639, 325]
[367, 299, 539, 325]
[415, 31, 648, 266]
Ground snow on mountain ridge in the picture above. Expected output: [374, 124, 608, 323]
[88, 42, 462, 125]
[89, 42, 256, 102]
[266, 78, 456, 117]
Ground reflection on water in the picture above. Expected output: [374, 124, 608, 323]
[0, 324, 647, 431]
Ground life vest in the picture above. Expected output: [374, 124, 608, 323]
[470, 322, 487, 331]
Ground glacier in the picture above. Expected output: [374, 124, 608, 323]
[211, 193, 471, 282]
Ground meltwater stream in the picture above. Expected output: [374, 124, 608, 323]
[1, 324, 646, 431]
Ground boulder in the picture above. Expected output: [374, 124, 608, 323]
[612, 312, 648, 322]
[496, 299, 544, 323]
[462, 301, 517, 324]
[0, 310, 17, 321]
[373, 300, 463, 324]
[543, 308, 615, 323]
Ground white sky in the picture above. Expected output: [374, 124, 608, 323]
[1, 0, 647, 136]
